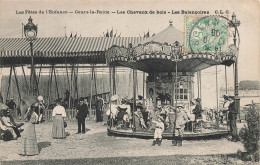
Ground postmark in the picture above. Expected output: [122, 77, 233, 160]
[185, 15, 229, 53]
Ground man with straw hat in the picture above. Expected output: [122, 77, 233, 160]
[172, 104, 188, 147]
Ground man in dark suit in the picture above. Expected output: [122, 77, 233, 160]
[95, 96, 104, 122]
[228, 96, 238, 142]
[76, 98, 89, 134]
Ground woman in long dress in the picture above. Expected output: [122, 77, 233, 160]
[52, 101, 66, 139]
[20, 102, 39, 156]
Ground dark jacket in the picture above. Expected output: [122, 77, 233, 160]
[193, 102, 202, 119]
[77, 103, 89, 119]
[228, 101, 237, 120]
[95, 99, 104, 110]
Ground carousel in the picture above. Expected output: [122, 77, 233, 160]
[105, 15, 240, 139]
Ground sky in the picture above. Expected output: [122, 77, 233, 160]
[0, 0, 259, 107]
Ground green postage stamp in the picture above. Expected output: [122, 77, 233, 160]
[185, 15, 229, 53]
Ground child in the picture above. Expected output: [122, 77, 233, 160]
[172, 104, 188, 146]
[152, 115, 165, 146]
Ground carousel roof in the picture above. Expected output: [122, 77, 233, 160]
[106, 21, 237, 73]
[0, 37, 144, 66]
[139, 21, 184, 45]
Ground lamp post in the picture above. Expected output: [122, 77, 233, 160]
[24, 16, 38, 96]
[229, 13, 241, 122]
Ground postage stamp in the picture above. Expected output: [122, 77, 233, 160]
[184, 15, 229, 53]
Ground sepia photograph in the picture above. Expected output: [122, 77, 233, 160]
[0, 0, 259, 164]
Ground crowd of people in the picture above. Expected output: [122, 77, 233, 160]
[0, 92, 239, 156]
[105, 94, 239, 146]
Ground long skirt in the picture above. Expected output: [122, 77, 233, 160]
[52, 115, 66, 139]
[20, 123, 39, 156]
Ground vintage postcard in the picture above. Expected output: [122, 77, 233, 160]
[0, 0, 259, 164]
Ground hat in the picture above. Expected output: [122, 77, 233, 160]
[111, 95, 119, 101]
[138, 95, 143, 100]
[10, 98, 13, 100]
[195, 98, 201, 102]
[37, 95, 43, 102]
[223, 95, 229, 100]
[176, 104, 184, 108]
[79, 97, 84, 102]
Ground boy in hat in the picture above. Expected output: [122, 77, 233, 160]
[172, 104, 188, 146]
[151, 114, 165, 146]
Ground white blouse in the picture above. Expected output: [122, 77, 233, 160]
[52, 105, 67, 117]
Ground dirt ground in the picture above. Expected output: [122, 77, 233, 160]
[0, 121, 249, 164]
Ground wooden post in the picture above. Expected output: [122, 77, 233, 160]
[143, 71, 145, 105]
[53, 66, 60, 99]
[133, 68, 137, 132]
[36, 64, 42, 95]
[70, 64, 74, 109]
[75, 64, 79, 102]
[65, 63, 71, 109]
[21, 65, 29, 92]
[112, 66, 116, 95]
[89, 64, 94, 118]
[6, 66, 13, 101]
[175, 61, 178, 107]
[48, 65, 54, 107]
[109, 66, 112, 128]
[94, 65, 98, 96]
[172, 73, 175, 107]
[197, 72, 200, 98]
[153, 72, 156, 107]
[216, 65, 219, 130]
[199, 70, 202, 107]
[225, 66, 228, 95]
[13, 66, 21, 102]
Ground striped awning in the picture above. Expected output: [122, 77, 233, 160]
[0, 37, 144, 66]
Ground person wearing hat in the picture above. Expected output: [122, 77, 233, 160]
[227, 96, 238, 142]
[0, 113, 17, 140]
[151, 114, 165, 146]
[20, 102, 39, 156]
[7, 98, 18, 117]
[172, 105, 188, 146]
[35, 95, 46, 123]
[76, 97, 89, 134]
[106, 95, 119, 127]
[192, 98, 202, 121]
[52, 100, 67, 139]
[95, 95, 104, 123]
[1, 109, 21, 138]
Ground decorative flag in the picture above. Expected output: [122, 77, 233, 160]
[146, 31, 150, 37]
[70, 32, 72, 37]
[110, 28, 113, 37]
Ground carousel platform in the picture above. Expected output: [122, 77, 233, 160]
[107, 128, 230, 140]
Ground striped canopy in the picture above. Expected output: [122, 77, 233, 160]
[0, 37, 144, 66]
